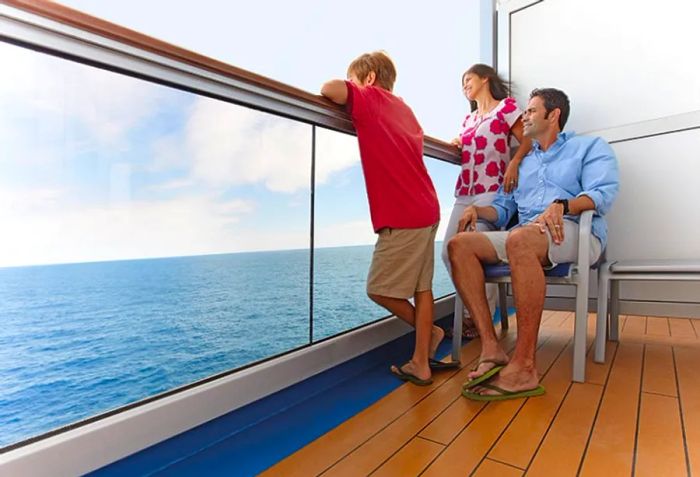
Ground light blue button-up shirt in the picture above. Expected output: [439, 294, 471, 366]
[491, 131, 619, 248]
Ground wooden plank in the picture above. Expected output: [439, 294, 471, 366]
[472, 458, 523, 477]
[488, 340, 574, 469]
[418, 331, 562, 446]
[539, 309, 557, 324]
[579, 342, 644, 477]
[669, 317, 696, 339]
[421, 398, 524, 477]
[559, 312, 574, 331]
[692, 319, 700, 337]
[417, 332, 530, 445]
[619, 315, 628, 328]
[544, 311, 571, 328]
[526, 383, 603, 477]
[416, 393, 485, 446]
[622, 315, 646, 336]
[370, 437, 443, 477]
[260, 348, 464, 477]
[642, 344, 677, 397]
[674, 345, 700, 476]
[421, 333, 568, 477]
[635, 393, 687, 477]
[612, 333, 700, 348]
[319, 333, 517, 477]
[646, 316, 670, 336]
[586, 341, 617, 385]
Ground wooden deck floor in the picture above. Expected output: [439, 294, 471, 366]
[262, 311, 700, 477]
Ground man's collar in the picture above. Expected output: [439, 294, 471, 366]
[533, 131, 575, 152]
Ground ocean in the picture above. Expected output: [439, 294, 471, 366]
[0, 244, 453, 447]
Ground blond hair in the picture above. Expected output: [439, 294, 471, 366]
[347, 51, 396, 91]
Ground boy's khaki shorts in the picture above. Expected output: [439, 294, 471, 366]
[366, 223, 439, 299]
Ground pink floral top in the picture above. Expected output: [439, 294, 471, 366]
[454, 97, 523, 196]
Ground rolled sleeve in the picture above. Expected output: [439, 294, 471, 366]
[491, 189, 517, 228]
[578, 138, 620, 215]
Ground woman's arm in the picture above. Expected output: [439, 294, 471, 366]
[503, 117, 533, 193]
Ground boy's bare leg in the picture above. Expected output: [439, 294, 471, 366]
[447, 232, 509, 378]
[369, 290, 436, 381]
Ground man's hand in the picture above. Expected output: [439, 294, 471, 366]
[458, 206, 479, 232]
[533, 202, 565, 244]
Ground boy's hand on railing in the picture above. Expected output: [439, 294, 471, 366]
[451, 137, 462, 148]
[458, 206, 479, 232]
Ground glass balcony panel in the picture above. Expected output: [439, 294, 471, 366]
[425, 158, 461, 299]
[312, 127, 383, 341]
[312, 127, 460, 341]
[0, 41, 312, 448]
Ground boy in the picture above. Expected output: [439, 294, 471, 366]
[321, 51, 447, 385]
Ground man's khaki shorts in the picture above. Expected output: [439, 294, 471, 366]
[483, 219, 602, 268]
[367, 223, 439, 299]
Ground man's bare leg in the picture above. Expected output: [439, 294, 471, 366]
[447, 232, 508, 378]
[473, 226, 549, 395]
[369, 291, 437, 381]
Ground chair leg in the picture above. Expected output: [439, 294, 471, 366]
[573, 276, 590, 383]
[498, 283, 508, 330]
[452, 294, 463, 362]
[610, 280, 620, 342]
[594, 263, 611, 363]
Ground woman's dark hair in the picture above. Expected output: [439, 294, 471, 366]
[529, 88, 570, 130]
[463, 64, 510, 112]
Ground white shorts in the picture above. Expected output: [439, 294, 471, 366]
[483, 219, 602, 268]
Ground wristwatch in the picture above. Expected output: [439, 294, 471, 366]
[553, 199, 569, 215]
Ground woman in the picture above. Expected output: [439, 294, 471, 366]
[443, 64, 531, 338]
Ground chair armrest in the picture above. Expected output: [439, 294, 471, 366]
[575, 210, 594, 270]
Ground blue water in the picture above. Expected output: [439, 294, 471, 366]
[0, 244, 453, 448]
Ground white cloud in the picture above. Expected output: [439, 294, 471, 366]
[0, 41, 167, 161]
[168, 97, 362, 193]
[314, 219, 375, 248]
[147, 178, 196, 192]
[184, 98, 312, 192]
[314, 127, 361, 184]
[0, 194, 260, 268]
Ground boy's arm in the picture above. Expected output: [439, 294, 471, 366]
[321, 80, 348, 105]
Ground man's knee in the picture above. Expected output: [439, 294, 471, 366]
[505, 227, 541, 259]
[447, 233, 474, 263]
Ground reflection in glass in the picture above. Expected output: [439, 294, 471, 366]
[0, 42, 311, 447]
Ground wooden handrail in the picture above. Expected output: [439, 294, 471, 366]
[0, 0, 459, 162]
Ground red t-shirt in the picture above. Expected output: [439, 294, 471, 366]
[345, 81, 439, 232]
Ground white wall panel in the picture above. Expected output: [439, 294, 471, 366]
[508, 0, 700, 134]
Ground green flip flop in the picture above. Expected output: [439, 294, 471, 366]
[390, 364, 433, 386]
[462, 360, 507, 390]
[462, 383, 546, 401]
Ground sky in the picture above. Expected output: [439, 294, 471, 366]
[0, 0, 484, 267]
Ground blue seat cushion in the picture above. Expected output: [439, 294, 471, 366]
[484, 262, 572, 278]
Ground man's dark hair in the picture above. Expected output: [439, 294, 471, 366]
[530, 88, 570, 131]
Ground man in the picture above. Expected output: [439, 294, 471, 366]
[448, 88, 619, 400]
